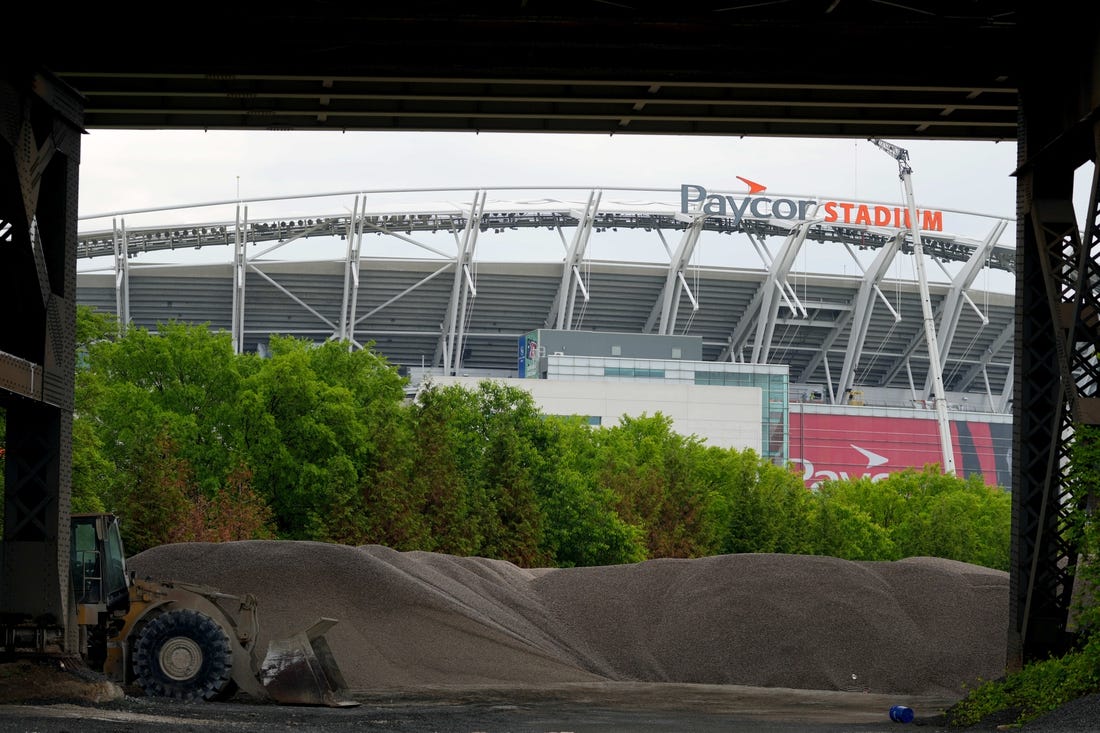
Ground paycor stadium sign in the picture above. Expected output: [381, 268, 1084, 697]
[680, 182, 945, 232]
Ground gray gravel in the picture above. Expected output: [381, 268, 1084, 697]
[9, 544, 1100, 731]
[128, 543, 1009, 703]
[1014, 692, 1100, 732]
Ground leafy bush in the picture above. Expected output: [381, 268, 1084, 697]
[947, 425, 1100, 727]
[948, 635, 1100, 727]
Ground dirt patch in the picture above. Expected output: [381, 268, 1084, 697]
[0, 659, 124, 705]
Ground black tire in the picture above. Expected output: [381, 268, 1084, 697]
[132, 608, 235, 701]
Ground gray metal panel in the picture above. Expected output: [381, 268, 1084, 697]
[131, 276, 235, 332]
[534, 330, 703, 361]
[76, 257, 1016, 404]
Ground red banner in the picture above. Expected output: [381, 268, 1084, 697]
[788, 412, 1011, 489]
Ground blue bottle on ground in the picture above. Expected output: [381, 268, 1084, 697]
[889, 705, 915, 723]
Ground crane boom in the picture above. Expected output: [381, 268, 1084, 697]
[869, 138, 956, 475]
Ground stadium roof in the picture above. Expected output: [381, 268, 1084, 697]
[76, 186, 1016, 410]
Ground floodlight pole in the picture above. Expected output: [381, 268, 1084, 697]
[869, 138, 956, 475]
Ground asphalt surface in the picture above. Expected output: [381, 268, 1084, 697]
[1, 684, 1098, 733]
[0, 697, 936, 733]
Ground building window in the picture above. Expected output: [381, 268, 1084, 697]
[605, 366, 665, 379]
[611, 345, 622, 356]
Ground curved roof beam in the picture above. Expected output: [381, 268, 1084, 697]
[836, 233, 903, 397]
[718, 217, 817, 363]
[951, 316, 1014, 394]
[878, 221, 1008, 394]
[546, 190, 600, 330]
[922, 220, 1008, 392]
[717, 229, 776, 362]
[643, 214, 706, 335]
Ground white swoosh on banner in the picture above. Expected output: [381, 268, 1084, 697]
[851, 444, 889, 468]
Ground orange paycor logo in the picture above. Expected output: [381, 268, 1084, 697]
[680, 183, 944, 232]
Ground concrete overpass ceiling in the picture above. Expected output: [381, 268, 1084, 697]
[38, 2, 1018, 141]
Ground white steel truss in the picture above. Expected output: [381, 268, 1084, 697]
[547, 190, 600, 330]
[78, 186, 1016, 411]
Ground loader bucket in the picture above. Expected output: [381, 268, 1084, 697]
[259, 618, 359, 707]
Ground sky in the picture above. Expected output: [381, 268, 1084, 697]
[74, 129, 1084, 293]
[78, 129, 1023, 221]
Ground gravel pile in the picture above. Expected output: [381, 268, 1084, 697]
[128, 542, 1008, 697]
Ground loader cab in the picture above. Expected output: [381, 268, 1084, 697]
[70, 513, 130, 614]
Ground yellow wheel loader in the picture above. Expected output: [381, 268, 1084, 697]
[70, 513, 357, 707]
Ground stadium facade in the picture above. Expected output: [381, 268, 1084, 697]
[76, 185, 1016, 488]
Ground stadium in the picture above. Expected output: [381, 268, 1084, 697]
[76, 183, 1016, 490]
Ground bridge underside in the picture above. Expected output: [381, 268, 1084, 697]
[34, 3, 1019, 141]
[3, 3, 1100, 669]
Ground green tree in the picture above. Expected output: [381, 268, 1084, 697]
[72, 305, 122, 513]
[81, 320, 244, 496]
[806, 491, 895, 560]
[70, 417, 110, 514]
[112, 431, 194, 553]
[703, 448, 814, 555]
[595, 413, 715, 559]
[410, 381, 548, 565]
[237, 336, 407, 542]
[170, 461, 276, 543]
[76, 318, 279, 546]
[69, 310, 1013, 572]
[885, 467, 1010, 569]
[76, 320, 412, 546]
[403, 383, 482, 554]
[75, 304, 119, 349]
[808, 467, 1010, 568]
[1067, 425, 1100, 634]
[534, 415, 645, 567]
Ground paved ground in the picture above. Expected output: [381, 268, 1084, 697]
[0, 682, 974, 733]
[2, 670, 1098, 732]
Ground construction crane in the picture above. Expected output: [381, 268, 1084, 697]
[869, 138, 957, 476]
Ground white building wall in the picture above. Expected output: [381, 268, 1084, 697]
[420, 376, 763, 452]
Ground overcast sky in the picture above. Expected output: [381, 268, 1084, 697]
[75, 129, 1087, 294]
[77, 129, 1023, 220]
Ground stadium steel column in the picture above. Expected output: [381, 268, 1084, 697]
[231, 204, 248, 354]
[1010, 11, 1100, 666]
[650, 214, 704, 336]
[548, 190, 600, 331]
[0, 69, 81, 652]
[338, 195, 366, 348]
[718, 221, 815, 365]
[111, 219, 130, 332]
[836, 234, 903, 400]
[442, 190, 485, 374]
[925, 223, 1006, 394]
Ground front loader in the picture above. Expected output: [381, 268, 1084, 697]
[70, 513, 357, 707]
